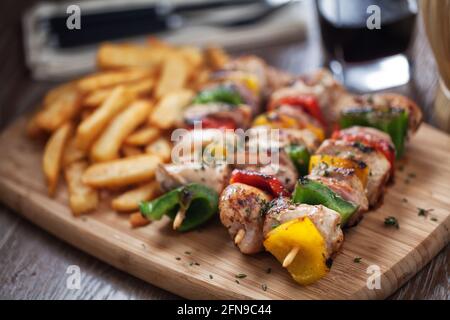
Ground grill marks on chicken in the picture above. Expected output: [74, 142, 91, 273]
[270, 69, 346, 126]
[316, 138, 391, 207]
[156, 163, 231, 194]
[219, 183, 272, 254]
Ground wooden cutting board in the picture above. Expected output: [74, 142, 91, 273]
[0, 117, 449, 299]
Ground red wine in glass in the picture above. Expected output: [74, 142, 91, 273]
[317, 0, 417, 92]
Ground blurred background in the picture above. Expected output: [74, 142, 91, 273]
[0, 0, 443, 130]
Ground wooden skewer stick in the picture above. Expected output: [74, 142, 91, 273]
[234, 229, 245, 245]
[173, 206, 187, 230]
[282, 247, 300, 268]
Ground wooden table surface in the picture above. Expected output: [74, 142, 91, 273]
[0, 0, 448, 300]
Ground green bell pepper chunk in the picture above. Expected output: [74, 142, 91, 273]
[285, 144, 310, 176]
[339, 108, 409, 158]
[193, 86, 243, 106]
[292, 178, 358, 226]
[139, 183, 219, 232]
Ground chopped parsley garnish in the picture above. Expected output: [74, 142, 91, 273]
[384, 216, 399, 229]
[417, 208, 434, 217]
[354, 257, 362, 263]
[235, 273, 247, 279]
[262, 284, 268, 291]
[266, 267, 272, 274]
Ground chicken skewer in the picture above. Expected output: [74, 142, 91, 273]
[140, 60, 423, 285]
[220, 71, 423, 283]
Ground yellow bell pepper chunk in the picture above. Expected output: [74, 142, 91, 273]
[309, 155, 369, 187]
[227, 73, 260, 95]
[305, 124, 325, 142]
[252, 113, 325, 142]
[202, 141, 230, 162]
[240, 75, 260, 95]
[253, 113, 299, 129]
[264, 217, 329, 285]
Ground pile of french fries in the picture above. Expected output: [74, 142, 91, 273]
[27, 39, 230, 227]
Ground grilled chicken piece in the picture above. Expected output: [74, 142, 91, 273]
[278, 128, 322, 152]
[156, 162, 231, 194]
[249, 127, 322, 154]
[266, 66, 294, 93]
[219, 183, 272, 254]
[263, 198, 344, 258]
[171, 129, 239, 164]
[183, 102, 252, 129]
[223, 55, 294, 98]
[223, 56, 270, 93]
[270, 69, 346, 125]
[316, 139, 391, 207]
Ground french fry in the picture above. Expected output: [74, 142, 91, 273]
[91, 100, 152, 162]
[43, 82, 78, 106]
[42, 123, 72, 196]
[155, 52, 190, 98]
[145, 137, 172, 163]
[179, 46, 204, 70]
[76, 86, 133, 151]
[124, 127, 160, 146]
[204, 46, 230, 70]
[129, 212, 151, 228]
[149, 89, 195, 129]
[121, 145, 143, 157]
[189, 69, 210, 91]
[77, 69, 152, 93]
[83, 78, 154, 108]
[63, 137, 86, 166]
[82, 154, 161, 188]
[64, 161, 98, 215]
[111, 181, 160, 212]
[97, 43, 169, 70]
[35, 89, 81, 132]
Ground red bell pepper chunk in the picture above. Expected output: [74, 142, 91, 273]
[332, 130, 396, 176]
[269, 95, 327, 127]
[229, 169, 290, 197]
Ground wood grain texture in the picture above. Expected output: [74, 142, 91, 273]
[0, 0, 448, 300]
[0, 118, 448, 299]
